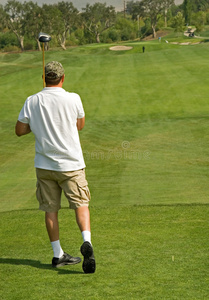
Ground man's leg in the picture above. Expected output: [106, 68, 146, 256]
[75, 206, 91, 236]
[36, 168, 81, 267]
[45, 212, 59, 242]
[45, 212, 64, 258]
[75, 206, 92, 244]
[45, 211, 82, 267]
[59, 169, 95, 272]
[75, 206, 96, 274]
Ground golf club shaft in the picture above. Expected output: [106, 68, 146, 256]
[42, 43, 45, 88]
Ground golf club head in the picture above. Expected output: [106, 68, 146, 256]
[38, 32, 51, 43]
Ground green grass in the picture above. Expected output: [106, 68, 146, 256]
[1, 40, 209, 299]
[1, 206, 209, 299]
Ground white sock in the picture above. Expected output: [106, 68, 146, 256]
[82, 231, 91, 244]
[51, 240, 64, 258]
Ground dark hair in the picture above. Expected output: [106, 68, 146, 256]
[45, 72, 62, 85]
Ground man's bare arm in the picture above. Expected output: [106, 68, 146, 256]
[77, 117, 85, 131]
[15, 121, 31, 137]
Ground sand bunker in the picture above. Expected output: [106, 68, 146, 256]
[109, 46, 133, 51]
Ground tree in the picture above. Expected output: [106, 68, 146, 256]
[183, 0, 192, 24]
[163, 0, 175, 27]
[41, 4, 64, 49]
[139, 0, 165, 38]
[128, 0, 174, 38]
[81, 3, 116, 43]
[115, 17, 137, 41]
[192, 11, 206, 32]
[183, 0, 209, 25]
[189, 0, 209, 12]
[23, 1, 43, 51]
[55, 2, 79, 50]
[0, 5, 6, 31]
[196, 0, 209, 11]
[172, 11, 185, 32]
[126, 1, 141, 20]
[4, 0, 26, 51]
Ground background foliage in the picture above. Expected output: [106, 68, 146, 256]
[1, 0, 209, 51]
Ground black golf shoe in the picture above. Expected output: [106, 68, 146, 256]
[80, 241, 96, 274]
[52, 252, 81, 268]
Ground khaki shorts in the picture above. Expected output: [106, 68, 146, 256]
[36, 168, 91, 212]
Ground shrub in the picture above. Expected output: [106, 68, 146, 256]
[141, 18, 153, 37]
[108, 29, 121, 42]
[24, 41, 36, 50]
[115, 17, 137, 41]
[101, 28, 121, 43]
[0, 32, 18, 49]
[3, 45, 20, 52]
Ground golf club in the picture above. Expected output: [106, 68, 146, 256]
[38, 32, 51, 88]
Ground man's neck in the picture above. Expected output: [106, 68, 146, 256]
[45, 75, 64, 88]
[46, 83, 63, 88]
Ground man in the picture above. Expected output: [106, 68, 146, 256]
[15, 61, 95, 274]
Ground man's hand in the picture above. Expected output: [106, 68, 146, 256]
[77, 117, 85, 131]
[15, 121, 31, 136]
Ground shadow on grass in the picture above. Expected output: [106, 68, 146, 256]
[0, 258, 83, 274]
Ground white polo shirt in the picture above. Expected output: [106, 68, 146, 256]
[18, 87, 86, 172]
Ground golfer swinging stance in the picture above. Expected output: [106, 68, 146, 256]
[15, 61, 95, 273]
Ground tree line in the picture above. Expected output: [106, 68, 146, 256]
[0, 0, 209, 52]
